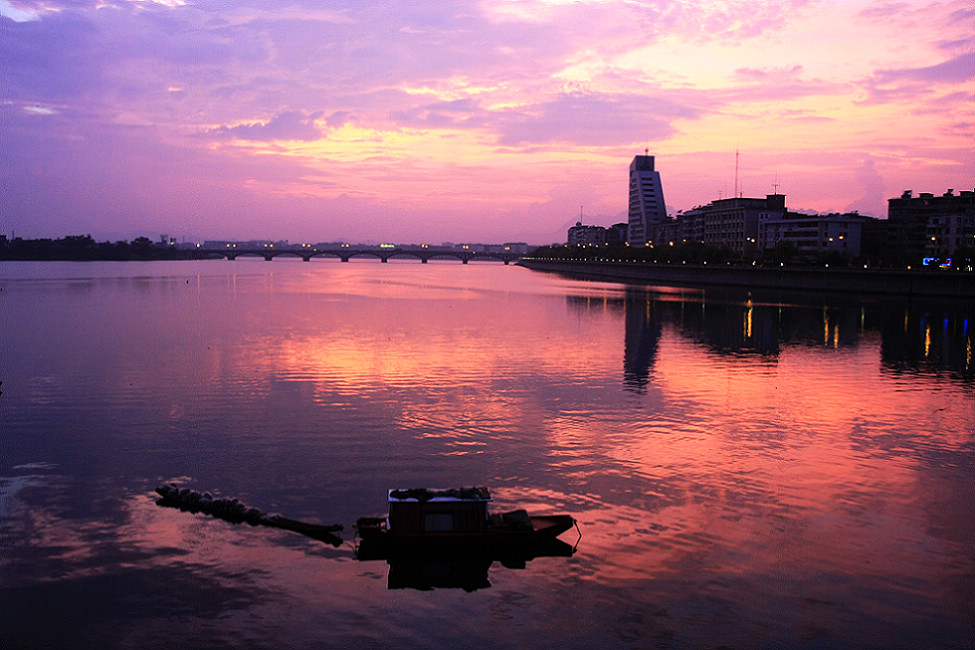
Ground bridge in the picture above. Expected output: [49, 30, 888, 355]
[210, 246, 524, 264]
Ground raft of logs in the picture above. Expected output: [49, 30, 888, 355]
[155, 484, 343, 547]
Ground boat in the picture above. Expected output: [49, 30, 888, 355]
[153, 483, 578, 591]
[354, 487, 578, 559]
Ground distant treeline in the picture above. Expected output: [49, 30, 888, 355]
[0, 235, 208, 261]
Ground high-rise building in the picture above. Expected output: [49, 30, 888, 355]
[628, 154, 667, 246]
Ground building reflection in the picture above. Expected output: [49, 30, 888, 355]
[880, 306, 974, 382]
[623, 291, 661, 391]
[567, 288, 974, 389]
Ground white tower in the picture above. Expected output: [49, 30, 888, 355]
[628, 153, 667, 246]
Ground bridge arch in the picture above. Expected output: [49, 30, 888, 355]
[216, 247, 523, 264]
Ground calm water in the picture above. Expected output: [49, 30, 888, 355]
[1, 260, 972, 649]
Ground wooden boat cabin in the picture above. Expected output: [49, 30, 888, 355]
[386, 487, 491, 536]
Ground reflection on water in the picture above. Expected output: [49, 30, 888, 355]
[1, 260, 973, 649]
[614, 286, 973, 391]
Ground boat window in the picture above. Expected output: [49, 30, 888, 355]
[424, 513, 454, 532]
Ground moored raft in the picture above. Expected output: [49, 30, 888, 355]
[154, 484, 343, 546]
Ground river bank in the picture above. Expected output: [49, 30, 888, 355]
[518, 258, 974, 298]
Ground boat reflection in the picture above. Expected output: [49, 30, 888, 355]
[354, 487, 580, 591]
[356, 537, 577, 592]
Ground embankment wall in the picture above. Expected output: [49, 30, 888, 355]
[517, 259, 974, 298]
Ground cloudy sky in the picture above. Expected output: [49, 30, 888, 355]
[2, 0, 972, 244]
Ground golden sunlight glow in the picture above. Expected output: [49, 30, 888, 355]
[222, 120, 615, 209]
[397, 77, 499, 100]
[159, 1, 969, 225]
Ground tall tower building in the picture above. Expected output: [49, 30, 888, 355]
[628, 153, 667, 246]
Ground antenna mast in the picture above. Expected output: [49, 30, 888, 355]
[734, 147, 740, 198]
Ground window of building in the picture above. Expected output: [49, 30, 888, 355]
[424, 513, 454, 532]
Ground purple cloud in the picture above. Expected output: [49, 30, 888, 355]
[874, 50, 975, 85]
[948, 5, 975, 22]
[1, 0, 823, 141]
[857, 3, 911, 20]
[389, 90, 697, 147]
[389, 98, 486, 129]
[208, 111, 325, 141]
[493, 92, 694, 147]
[325, 111, 353, 128]
[863, 50, 975, 103]
[710, 70, 843, 107]
[1, 10, 103, 103]
[734, 66, 804, 82]
[936, 36, 975, 52]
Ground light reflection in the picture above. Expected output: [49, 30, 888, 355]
[745, 299, 753, 339]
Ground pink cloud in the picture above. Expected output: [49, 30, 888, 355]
[845, 157, 886, 215]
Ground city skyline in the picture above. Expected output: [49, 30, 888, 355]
[2, 1, 972, 245]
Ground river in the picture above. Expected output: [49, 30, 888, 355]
[1, 259, 972, 649]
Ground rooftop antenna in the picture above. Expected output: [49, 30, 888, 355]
[772, 174, 780, 195]
[645, 147, 649, 156]
[734, 145, 740, 198]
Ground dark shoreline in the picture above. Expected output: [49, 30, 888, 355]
[517, 258, 975, 299]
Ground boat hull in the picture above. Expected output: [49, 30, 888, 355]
[355, 513, 577, 560]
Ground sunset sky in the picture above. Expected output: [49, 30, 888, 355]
[2, 0, 972, 245]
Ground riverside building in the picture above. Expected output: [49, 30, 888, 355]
[887, 189, 975, 261]
[567, 222, 628, 246]
[760, 212, 869, 258]
[568, 222, 607, 246]
[645, 194, 788, 256]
